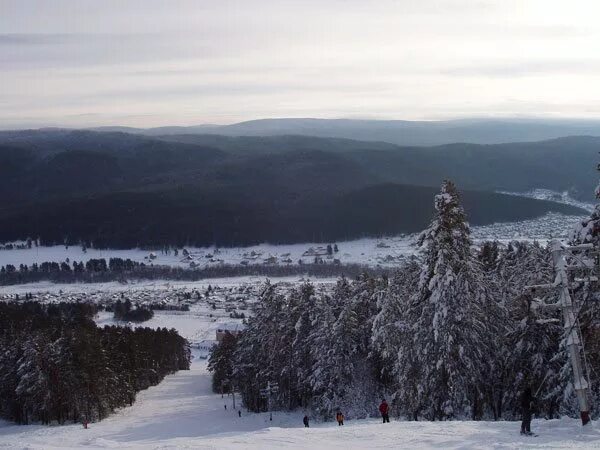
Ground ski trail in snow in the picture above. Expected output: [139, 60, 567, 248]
[0, 353, 303, 449]
[2, 317, 600, 448]
[2, 355, 600, 449]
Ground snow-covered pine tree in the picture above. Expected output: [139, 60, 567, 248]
[408, 180, 489, 420]
[474, 242, 509, 420]
[503, 291, 562, 419]
[46, 334, 81, 424]
[309, 275, 380, 419]
[308, 294, 357, 418]
[286, 282, 317, 409]
[371, 258, 421, 418]
[571, 163, 600, 245]
[0, 335, 21, 421]
[493, 241, 562, 419]
[478, 241, 500, 273]
[16, 333, 51, 424]
[234, 280, 288, 412]
[208, 331, 238, 393]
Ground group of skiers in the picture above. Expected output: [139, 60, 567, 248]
[303, 392, 535, 436]
[334, 399, 389, 427]
[303, 400, 390, 428]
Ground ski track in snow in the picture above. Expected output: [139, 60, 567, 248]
[1, 313, 600, 449]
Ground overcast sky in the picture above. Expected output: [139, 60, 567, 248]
[2, 0, 600, 128]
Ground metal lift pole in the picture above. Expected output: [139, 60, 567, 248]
[550, 240, 591, 426]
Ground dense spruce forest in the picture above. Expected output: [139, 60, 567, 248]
[0, 129, 591, 248]
[0, 302, 190, 425]
[211, 182, 600, 421]
[0, 256, 383, 286]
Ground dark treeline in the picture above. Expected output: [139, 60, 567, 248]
[0, 258, 387, 286]
[0, 301, 190, 425]
[109, 299, 155, 323]
[0, 186, 583, 249]
[215, 181, 600, 422]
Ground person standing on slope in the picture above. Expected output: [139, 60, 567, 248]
[520, 387, 535, 436]
[379, 399, 390, 423]
[336, 411, 345, 426]
[303, 415, 310, 428]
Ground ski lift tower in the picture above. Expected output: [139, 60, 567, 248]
[260, 381, 279, 421]
[527, 239, 598, 426]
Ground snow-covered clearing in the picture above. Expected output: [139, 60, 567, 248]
[1, 311, 599, 449]
[497, 189, 595, 213]
[0, 213, 586, 272]
[0, 276, 336, 297]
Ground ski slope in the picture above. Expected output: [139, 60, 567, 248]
[1, 312, 600, 449]
[1, 354, 598, 449]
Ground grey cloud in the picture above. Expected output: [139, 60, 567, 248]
[2, 0, 600, 127]
[442, 60, 600, 78]
[0, 33, 57, 45]
[0, 33, 216, 71]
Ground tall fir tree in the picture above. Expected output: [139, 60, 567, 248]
[372, 258, 422, 418]
[408, 180, 489, 420]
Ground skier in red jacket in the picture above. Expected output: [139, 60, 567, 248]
[379, 399, 390, 423]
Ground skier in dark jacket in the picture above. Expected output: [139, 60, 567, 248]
[336, 411, 345, 426]
[520, 387, 534, 435]
[303, 415, 310, 428]
[379, 399, 390, 423]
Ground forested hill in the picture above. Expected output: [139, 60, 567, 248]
[154, 134, 599, 199]
[0, 129, 592, 248]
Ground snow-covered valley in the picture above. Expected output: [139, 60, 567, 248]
[0, 212, 587, 273]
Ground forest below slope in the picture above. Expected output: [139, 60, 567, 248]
[0, 129, 591, 248]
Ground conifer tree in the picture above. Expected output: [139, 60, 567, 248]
[571, 164, 600, 245]
[208, 332, 238, 393]
[407, 181, 488, 420]
[372, 258, 421, 417]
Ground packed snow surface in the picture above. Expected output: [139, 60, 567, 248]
[1, 310, 599, 449]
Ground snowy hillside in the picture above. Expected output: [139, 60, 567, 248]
[498, 189, 595, 213]
[1, 310, 599, 449]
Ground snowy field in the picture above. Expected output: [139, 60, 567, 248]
[1, 311, 599, 449]
[497, 189, 596, 213]
[0, 213, 587, 273]
[0, 276, 336, 297]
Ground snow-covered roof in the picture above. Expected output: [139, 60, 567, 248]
[216, 322, 246, 332]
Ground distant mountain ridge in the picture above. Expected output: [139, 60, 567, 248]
[90, 117, 600, 146]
